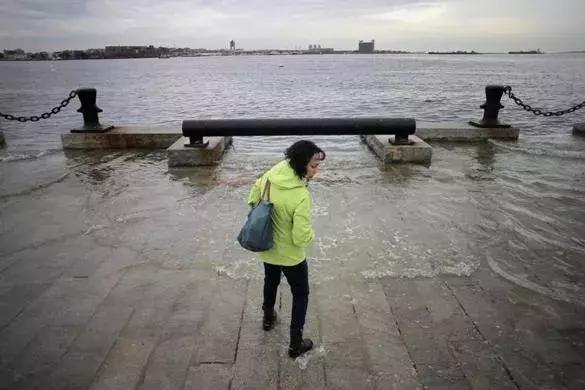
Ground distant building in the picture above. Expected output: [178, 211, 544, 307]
[3, 49, 28, 60]
[307, 44, 334, 54]
[358, 40, 375, 54]
[104, 45, 158, 59]
[230, 40, 236, 50]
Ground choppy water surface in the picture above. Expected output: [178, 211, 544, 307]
[1, 54, 584, 305]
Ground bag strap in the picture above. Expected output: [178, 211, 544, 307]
[261, 179, 271, 202]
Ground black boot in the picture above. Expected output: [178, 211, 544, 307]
[262, 306, 277, 331]
[288, 328, 313, 358]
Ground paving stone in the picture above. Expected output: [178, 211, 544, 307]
[59, 245, 113, 279]
[89, 328, 158, 390]
[280, 283, 326, 390]
[14, 325, 81, 375]
[0, 314, 47, 367]
[414, 280, 482, 342]
[69, 305, 133, 354]
[125, 272, 186, 330]
[448, 340, 517, 390]
[351, 281, 421, 389]
[0, 236, 99, 284]
[350, 281, 401, 337]
[98, 267, 157, 308]
[32, 305, 135, 390]
[553, 363, 585, 390]
[160, 278, 216, 335]
[52, 274, 125, 327]
[382, 283, 452, 365]
[447, 280, 572, 389]
[315, 281, 372, 388]
[139, 279, 217, 390]
[232, 280, 279, 390]
[443, 282, 507, 341]
[372, 373, 423, 390]
[326, 367, 374, 390]
[190, 279, 247, 365]
[383, 278, 427, 313]
[414, 362, 471, 389]
[401, 328, 456, 366]
[44, 352, 106, 390]
[140, 335, 197, 390]
[0, 275, 115, 364]
[316, 281, 362, 344]
[492, 344, 561, 390]
[0, 281, 51, 329]
[534, 335, 585, 367]
[183, 364, 232, 390]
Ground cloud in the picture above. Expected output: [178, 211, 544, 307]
[0, 0, 583, 51]
[363, 3, 445, 23]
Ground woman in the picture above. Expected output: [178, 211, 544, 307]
[247, 140, 325, 358]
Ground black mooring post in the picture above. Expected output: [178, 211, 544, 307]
[70, 88, 114, 133]
[185, 135, 209, 148]
[393, 131, 411, 145]
[469, 85, 511, 128]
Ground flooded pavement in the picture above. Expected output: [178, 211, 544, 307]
[6, 135, 585, 303]
[1, 137, 585, 389]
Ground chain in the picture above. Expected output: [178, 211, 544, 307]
[0, 90, 78, 122]
[504, 86, 585, 117]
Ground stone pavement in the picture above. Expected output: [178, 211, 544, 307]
[1, 254, 584, 390]
[1, 150, 585, 389]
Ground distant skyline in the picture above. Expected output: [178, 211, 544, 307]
[1, 0, 584, 52]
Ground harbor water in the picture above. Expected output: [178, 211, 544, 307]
[1, 54, 585, 306]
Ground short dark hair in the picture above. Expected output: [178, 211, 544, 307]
[285, 140, 326, 178]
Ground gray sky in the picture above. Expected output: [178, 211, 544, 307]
[1, 0, 584, 52]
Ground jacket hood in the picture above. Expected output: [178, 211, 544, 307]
[266, 160, 305, 189]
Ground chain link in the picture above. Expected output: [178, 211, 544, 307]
[0, 90, 78, 122]
[504, 86, 585, 117]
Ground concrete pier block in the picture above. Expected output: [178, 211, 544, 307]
[167, 136, 232, 167]
[362, 134, 432, 164]
[417, 122, 519, 141]
[61, 126, 181, 149]
[573, 123, 585, 136]
[0, 130, 5, 148]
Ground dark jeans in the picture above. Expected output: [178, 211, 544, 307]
[263, 260, 309, 330]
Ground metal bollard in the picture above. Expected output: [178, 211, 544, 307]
[469, 85, 511, 128]
[184, 135, 209, 148]
[70, 88, 114, 133]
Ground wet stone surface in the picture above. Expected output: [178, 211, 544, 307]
[1, 147, 585, 389]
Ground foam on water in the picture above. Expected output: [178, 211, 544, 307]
[295, 345, 327, 370]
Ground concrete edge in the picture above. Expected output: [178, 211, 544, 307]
[61, 126, 182, 149]
[167, 136, 233, 167]
[362, 134, 432, 164]
[416, 122, 520, 142]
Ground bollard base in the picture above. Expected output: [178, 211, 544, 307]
[362, 135, 432, 164]
[70, 124, 115, 133]
[417, 122, 519, 141]
[0, 130, 5, 148]
[168, 136, 232, 167]
[573, 123, 585, 136]
[469, 120, 511, 129]
[62, 126, 180, 149]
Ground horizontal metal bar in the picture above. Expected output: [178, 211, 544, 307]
[182, 118, 416, 137]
